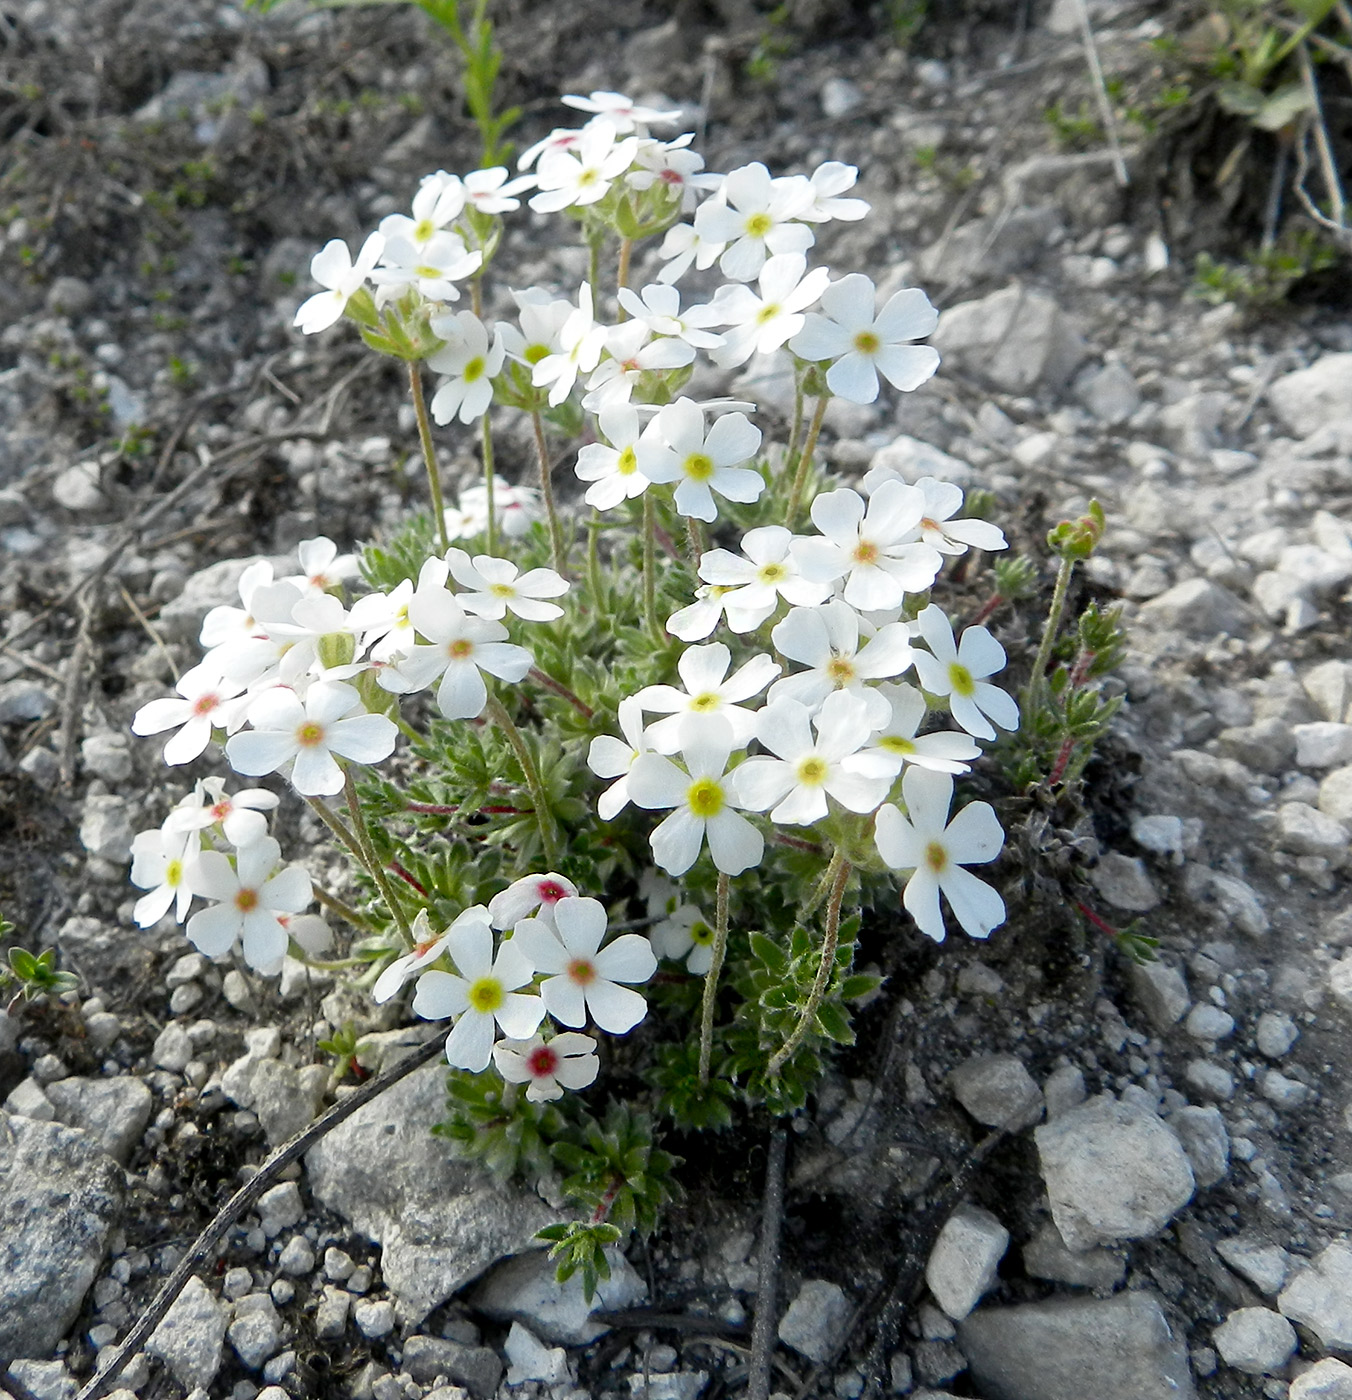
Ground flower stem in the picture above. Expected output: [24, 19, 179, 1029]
[529, 665, 593, 718]
[343, 770, 414, 945]
[408, 362, 449, 555]
[642, 492, 662, 644]
[698, 872, 731, 1085]
[306, 791, 413, 947]
[767, 851, 850, 1078]
[786, 393, 829, 531]
[1025, 553, 1075, 719]
[481, 410, 498, 557]
[311, 882, 378, 934]
[616, 236, 633, 298]
[587, 233, 603, 297]
[785, 363, 805, 477]
[587, 507, 603, 604]
[484, 693, 561, 869]
[530, 408, 568, 577]
[685, 515, 704, 567]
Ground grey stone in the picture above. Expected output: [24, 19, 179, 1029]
[1130, 959, 1190, 1030]
[948, 1054, 1044, 1131]
[308, 1064, 555, 1323]
[1296, 722, 1352, 768]
[157, 555, 265, 643]
[866, 435, 974, 488]
[778, 1279, 852, 1364]
[1075, 360, 1141, 425]
[53, 462, 106, 512]
[472, 1246, 645, 1345]
[1217, 1235, 1290, 1295]
[79, 794, 133, 863]
[0, 679, 56, 724]
[1278, 1240, 1352, 1348]
[0, 1112, 123, 1358]
[228, 1292, 284, 1369]
[957, 1291, 1195, 1400]
[504, 1322, 569, 1385]
[354, 1298, 395, 1339]
[45, 1076, 152, 1165]
[920, 206, 1063, 285]
[400, 1336, 503, 1398]
[820, 76, 863, 118]
[256, 1181, 303, 1238]
[1185, 1003, 1235, 1041]
[314, 1285, 351, 1340]
[1022, 1221, 1125, 1290]
[1268, 353, 1352, 435]
[1277, 802, 1348, 863]
[1185, 1058, 1236, 1101]
[248, 1058, 327, 1146]
[1207, 870, 1270, 937]
[1088, 852, 1159, 912]
[1217, 717, 1296, 773]
[1042, 1066, 1086, 1119]
[1304, 660, 1352, 722]
[1034, 1094, 1194, 1250]
[1170, 1105, 1230, 1188]
[1329, 953, 1352, 1012]
[276, 1234, 314, 1276]
[1260, 1067, 1309, 1109]
[5, 1360, 74, 1400]
[1138, 578, 1248, 636]
[5, 1077, 54, 1120]
[146, 1276, 229, 1390]
[1213, 1307, 1296, 1375]
[1319, 766, 1352, 822]
[1160, 391, 1229, 455]
[80, 732, 131, 783]
[1256, 1010, 1299, 1058]
[925, 1204, 1008, 1320]
[1291, 1358, 1352, 1399]
[153, 1022, 193, 1073]
[45, 276, 94, 316]
[931, 285, 1087, 393]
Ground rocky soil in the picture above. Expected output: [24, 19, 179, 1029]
[2, 1, 1352, 1399]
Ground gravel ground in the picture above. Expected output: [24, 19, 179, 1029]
[2, 2, 1352, 1399]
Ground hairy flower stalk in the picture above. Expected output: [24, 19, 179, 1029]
[642, 492, 662, 643]
[481, 410, 498, 556]
[1025, 552, 1075, 720]
[767, 849, 850, 1077]
[484, 693, 562, 869]
[408, 362, 450, 554]
[785, 392, 829, 530]
[344, 770, 414, 945]
[697, 871, 731, 1084]
[531, 408, 569, 577]
[305, 790, 413, 947]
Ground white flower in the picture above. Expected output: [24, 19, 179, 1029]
[768, 599, 913, 726]
[860, 683, 982, 776]
[697, 525, 831, 619]
[380, 589, 532, 720]
[633, 642, 779, 754]
[499, 289, 574, 368]
[874, 767, 1005, 941]
[488, 872, 578, 930]
[796, 482, 944, 611]
[373, 906, 482, 1004]
[655, 221, 722, 285]
[560, 90, 681, 132]
[379, 172, 466, 247]
[518, 127, 585, 170]
[350, 576, 418, 666]
[512, 895, 657, 1033]
[132, 662, 250, 766]
[789, 274, 939, 404]
[294, 232, 384, 334]
[279, 911, 332, 955]
[130, 826, 200, 927]
[588, 696, 652, 821]
[371, 229, 482, 306]
[693, 163, 815, 281]
[163, 776, 280, 848]
[530, 119, 639, 213]
[574, 403, 654, 510]
[452, 479, 543, 541]
[427, 311, 506, 425]
[290, 536, 361, 593]
[800, 161, 869, 223]
[616, 284, 724, 352]
[582, 319, 694, 411]
[412, 918, 544, 1072]
[463, 165, 535, 213]
[709, 253, 831, 368]
[638, 397, 764, 523]
[627, 715, 764, 877]
[446, 549, 568, 622]
[531, 283, 607, 407]
[627, 137, 718, 211]
[735, 692, 894, 825]
[874, 476, 1008, 556]
[203, 579, 305, 688]
[185, 836, 312, 973]
[200, 559, 274, 648]
[493, 1031, 599, 1102]
[225, 681, 398, 797]
[651, 902, 717, 973]
[911, 604, 1019, 742]
[666, 584, 772, 642]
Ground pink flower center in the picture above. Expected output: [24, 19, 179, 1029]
[528, 1045, 559, 1078]
[538, 881, 567, 904]
[567, 958, 597, 986]
[210, 801, 232, 821]
[192, 693, 220, 716]
[235, 887, 260, 912]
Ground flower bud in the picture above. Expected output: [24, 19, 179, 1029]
[316, 631, 356, 671]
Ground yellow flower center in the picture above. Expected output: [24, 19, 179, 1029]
[755, 302, 782, 325]
[297, 721, 325, 748]
[879, 735, 915, 755]
[854, 329, 881, 355]
[757, 561, 787, 584]
[449, 639, 475, 659]
[462, 355, 485, 382]
[690, 691, 721, 713]
[524, 343, 550, 364]
[577, 166, 600, 187]
[925, 840, 948, 874]
[413, 218, 435, 244]
[687, 778, 725, 819]
[165, 859, 183, 887]
[826, 656, 856, 684]
[948, 662, 976, 697]
[852, 540, 879, 566]
[617, 445, 638, 476]
[193, 693, 219, 716]
[415, 264, 442, 280]
[467, 977, 504, 1013]
[796, 756, 828, 786]
[235, 887, 259, 912]
[684, 452, 715, 482]
[690, 920, 714, 945]
[567, 958, 596, 986]
[745, 212, 773, 238]
[489, 583, 516, 597]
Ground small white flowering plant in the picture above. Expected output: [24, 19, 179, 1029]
[122, 81, 1127, 1295]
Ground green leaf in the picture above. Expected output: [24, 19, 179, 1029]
[748, 931, 788, 973]
[1253, 84, 1313, 131]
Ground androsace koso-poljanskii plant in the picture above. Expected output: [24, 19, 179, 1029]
[121, 88, 1109, 1297]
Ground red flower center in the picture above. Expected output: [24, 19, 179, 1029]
[527, 1045, 559, 1078]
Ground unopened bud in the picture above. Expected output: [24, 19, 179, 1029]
[317, 631, 356, 671]
[1047, 499, 1106, 560]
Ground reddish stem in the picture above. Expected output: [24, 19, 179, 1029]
[390, 862, 429, 897]
[1049, 736, 1076, 787]
[772, 832, 826, 854]
[1074, 900, 1120, 937]
[480, 804, 525, 815]
[405, 801, 461, 816]
[591, 1174, 624, 1224]
[969, 593, 1004, 627]
[530, 667, 594, 719]
[652, 522, 680, 561]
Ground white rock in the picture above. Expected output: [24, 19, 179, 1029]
[1034, 1094, 1195, 1251]
[354, 1298, 395, 1339]
[948, 1053, 1044, 1130]
[276, 1235, 314, 1276]
[1206, 870, 1270, 937]
[1256, 1010, 1299, 1058]
[1213, 1307, 1296, 1375]
[1089, 852, 1160, 912]
[1329, 953, 1352, 1012]
[1138, 578, 1247, 636]
[79, 795, 133, 863]
[1185, 1004, 1235, 1041]
[256, 1181, 303, 1237]
[1268, 353, 1352, 435]
[819, 76, 863, 117]
[45, 1076, 152, 1164]
[146, 1276, 229, 1390]
[778, 1279, 852, 1363]
[152, 1022, 193, 1073]
[1295, 723, 1352, 768]
[228, 1293, 284, 1369]
[472, 1246, 646, 1345]
[1217, 1235, 1291, 1295]
[1185, 1059, 1235, 1101]
[1278, 802, 1349, 864]
[1042, 1065, 1087, 1119]
[1279, 1240, 1352, 1348]
[504, 1321, 569, 1385]
[866, 435, 974, 488]
[925, 1204, 1009, 1320]
[1022, 1220, 1125, 1290]
[1260, 1068, 1309, 1109]
[1170, 1105, 1230, 1188]
[1291, 1358, 1352, 1399]
[4, 1077, 54, 1121]
[931, 285, 1087, 393]
[1130, 959, 1191, 1030]
[314, 1286, 351, 1340]
[1131, 814, 1186, 858]
[1303, 659, 1352, 722]
[1318, 766, 1352, 822]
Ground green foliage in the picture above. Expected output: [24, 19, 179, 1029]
[535, 1220, 622, 1304]
[434, 1067, 566, 1181]
[1192, 228, 1340, 309]
[1047, 499, 1106, 561]
[316, 1022, 371, 1082]
[651, 1041, 736, 1131]
[552, 1102, 676, 1237]
[1044, 99, 1104, 148]
[746, 3, 794, 83]
[2, 945, 79, 1005]
[882, 0, 928, 44]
